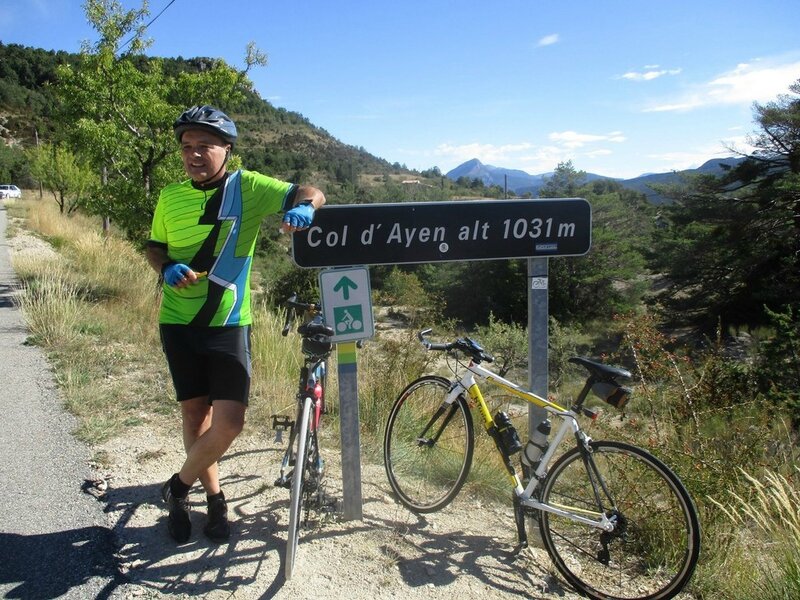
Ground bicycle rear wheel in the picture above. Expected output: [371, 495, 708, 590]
[285, 396, 312, 581]
[383, 376, 474, 513]
[539, 441, 700, 600]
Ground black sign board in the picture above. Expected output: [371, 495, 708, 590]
[292, 198, 591, 268]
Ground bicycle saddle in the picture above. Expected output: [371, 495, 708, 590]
[569, 357, 631, 382]
[298, 321, 334, 338]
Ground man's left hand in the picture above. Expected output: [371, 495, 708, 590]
[282, 202, 315, 232]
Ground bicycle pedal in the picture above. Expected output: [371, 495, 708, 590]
[271, 415, 293, 431]
[274, 472, 292, 489]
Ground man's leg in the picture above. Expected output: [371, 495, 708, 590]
[180, 396, 219, 494]
[178, 399, 246, 486]
[180, 399, 245, 543]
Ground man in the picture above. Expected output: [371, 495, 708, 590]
[145, 105, 325, 544]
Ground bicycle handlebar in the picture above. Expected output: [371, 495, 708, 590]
[418, 328, 494, 363]
[282, 293, 323, 336]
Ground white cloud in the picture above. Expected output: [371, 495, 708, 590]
[645, 58, 800, 112]
[584, 149, 613, 158]
[621, 67, 682, 81]
[548, 131, 626, 148]
[537, 34, 559, 47]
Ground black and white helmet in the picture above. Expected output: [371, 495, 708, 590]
[173, 105, 238, 146]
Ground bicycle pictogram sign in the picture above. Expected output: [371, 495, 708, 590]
[319, 267, 374, 343]
[334, 306, 364, 334]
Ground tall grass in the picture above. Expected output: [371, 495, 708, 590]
[9, 199, 313, 444]
[711, 468, 800, 599]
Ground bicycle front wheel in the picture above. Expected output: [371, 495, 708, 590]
[285, 396, 312, 581]
[539, 441, 700, 600]
[383, 376, 474, 513]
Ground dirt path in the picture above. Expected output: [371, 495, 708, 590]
[94, 423, 579, 599]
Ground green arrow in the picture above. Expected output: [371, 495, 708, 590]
[334, 276, 358, 300]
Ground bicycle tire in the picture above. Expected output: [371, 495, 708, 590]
[285, 396, 312, 581]
[383, 376, 474, 513]
[539, 441, 700, 600]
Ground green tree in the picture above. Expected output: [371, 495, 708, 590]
[539, 160, 586, 198]
[650, 79, 800, 329]
[53, 0, 266, 238]
[26, 143, 99, 214]
[0, 144, 28, 185]
[549, 183, 653, 322]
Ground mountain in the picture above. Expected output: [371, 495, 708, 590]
[446, 159, 606, 196]
[617, 158, 746, 203]
[446, 158, 746, 203]
[446, 159, 550, 194]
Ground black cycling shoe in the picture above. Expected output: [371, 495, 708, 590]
[161, 479, 191, 544]
[204, 492, 230, 544]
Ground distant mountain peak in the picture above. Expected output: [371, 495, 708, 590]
[444, 157, 745, 203]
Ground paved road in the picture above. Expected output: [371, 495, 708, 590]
[0, 202, 130, 599]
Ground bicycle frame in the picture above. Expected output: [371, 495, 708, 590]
[277, 356, 326, 485]
[449, 360, 617, 533]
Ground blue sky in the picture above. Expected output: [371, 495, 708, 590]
[2, 0, 799, 179]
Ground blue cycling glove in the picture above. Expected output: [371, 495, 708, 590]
[283, 202, 315, 228]
[162, 262, 191, 286]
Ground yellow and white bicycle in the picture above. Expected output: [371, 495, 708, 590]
[383, 329, 700, 600]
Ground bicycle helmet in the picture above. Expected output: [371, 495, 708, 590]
[173, 105, 238, 146]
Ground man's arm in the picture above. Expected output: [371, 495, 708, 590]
[292, 185, 326, 210]
[282, 185, 326, 232]
[145, 242, 171, 274]
[145, 242, 199, 288]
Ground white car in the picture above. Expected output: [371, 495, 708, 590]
[0, 184, 21, 199]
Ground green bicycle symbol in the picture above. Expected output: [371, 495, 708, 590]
[334, 305, 364, 333]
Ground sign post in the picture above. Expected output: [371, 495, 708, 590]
[319, 267, 374, 520]
[527, 257, 550, 545]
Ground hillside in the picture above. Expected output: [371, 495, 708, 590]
[0, 42, 429, 196]
[2, 42, 743, 207]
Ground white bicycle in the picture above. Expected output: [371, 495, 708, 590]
[383, 329, 700, 600]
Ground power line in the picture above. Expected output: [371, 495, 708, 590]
[119, 0, 179, 51]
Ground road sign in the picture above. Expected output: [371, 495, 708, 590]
[319, 267, 374, 343]
[293, 198, 591, 268]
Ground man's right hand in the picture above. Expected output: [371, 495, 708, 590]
[162, 262, 196, 287]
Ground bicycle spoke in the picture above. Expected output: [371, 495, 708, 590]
[539, 441, 700, 600]
[384, 376, 474, 513]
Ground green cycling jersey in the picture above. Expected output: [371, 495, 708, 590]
[149, 169, 296, 326]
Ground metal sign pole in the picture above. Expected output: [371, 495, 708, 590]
[526, 257, 550, 545]
[336, 341, 363, 520]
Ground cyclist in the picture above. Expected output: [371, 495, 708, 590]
[145, 105, 325, 544]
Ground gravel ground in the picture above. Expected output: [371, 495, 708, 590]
[92, 424, 578, 600]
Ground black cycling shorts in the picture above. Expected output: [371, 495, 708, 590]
[159, 324, 252, 405]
